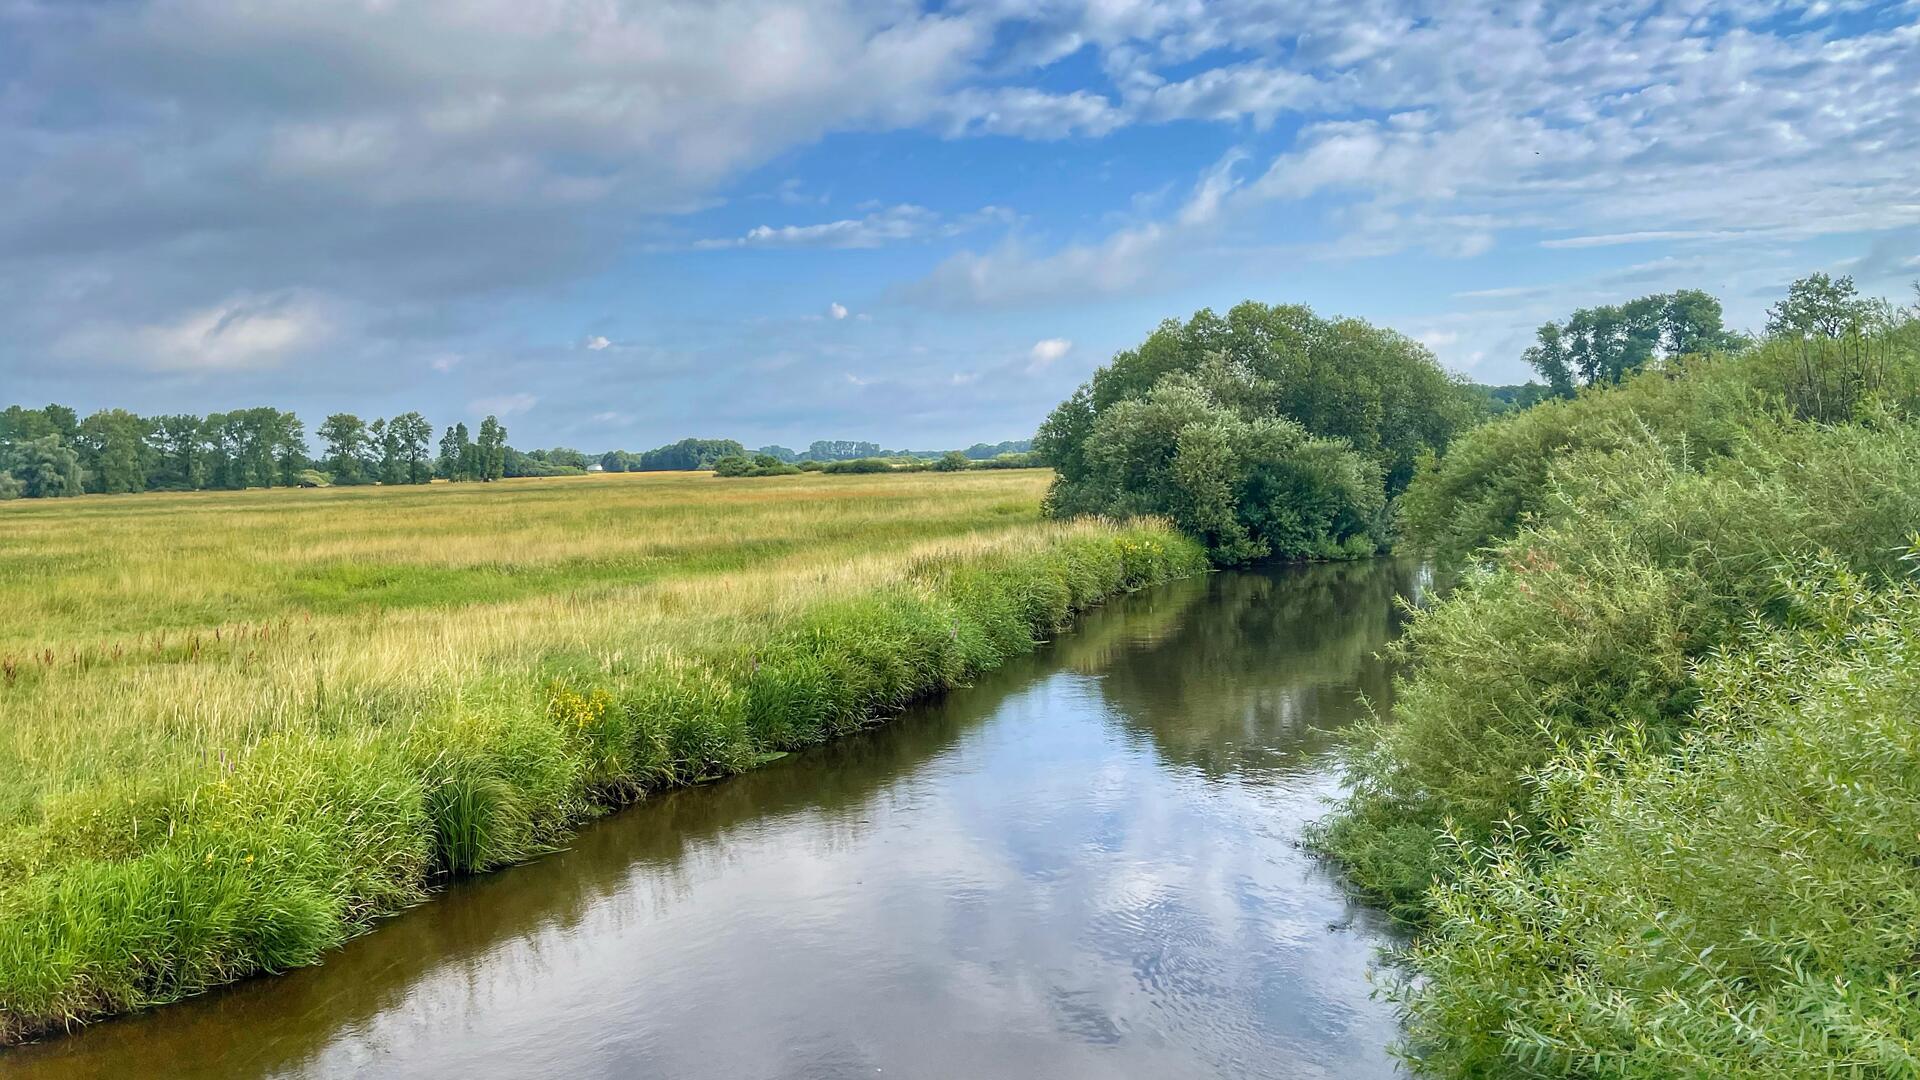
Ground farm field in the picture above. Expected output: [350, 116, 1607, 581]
[0, 469, 1205, 1042]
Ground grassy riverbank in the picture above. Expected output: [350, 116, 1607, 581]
[0, 470, 1207, 1043]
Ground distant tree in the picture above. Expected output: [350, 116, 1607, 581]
[800, 439, 882, 463]
[0, 405, 71, 445]
[76, 409, 153, 494]
[755, 445, 799, 463]
[387, 412, 433, 483]
[149, 414, 205, 489]
[635, 437, 746, 470]
[934, 450, 970, 472]
[476, 416, 507, 481]
[598, 449, 631, 473]
[274, 412, 308, 486]
[1525, 289, 1742, 395]
[438, 423, 474, 481]
[961, 439, 1032, 460]
[1766, 273, 1879, 339]
[41, 404, 79, 444]
[1, 435, 85, 497]
[319, 413, 370, 484]
[370, 417, 402, 484]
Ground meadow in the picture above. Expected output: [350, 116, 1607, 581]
[0, 469, 1206, 1042]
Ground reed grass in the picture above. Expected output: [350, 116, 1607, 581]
[0, 469, 1207, 1042]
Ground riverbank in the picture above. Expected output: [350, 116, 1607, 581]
[0, 471, 1206, 1043]
[6, 561, 1416, 1080]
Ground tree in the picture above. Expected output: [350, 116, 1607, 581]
[1038, 301, 1478, 496]
[475, 416, 507, 481]
[76, 409, 153, 494]
[1053, 379, 1383, 564]
[635, 437, 745, 470]
[319, 413, 370, 484]
[438, 423, 473, 481]
[1766, 272, 1877, 339]
[274, 411, 308, 486]
[1, 435, 85, 497]
[934, 450, 970, 472]
[149, 414, 204, 489]
[386, 412, 433, 484]
[801, 439, 882, 463]
[0, 405, 71, 445]
[1525, 289, 1742, 394]
[371, 417, 403, 484]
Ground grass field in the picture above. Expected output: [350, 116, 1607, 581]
[0, 469, 1206, 1042]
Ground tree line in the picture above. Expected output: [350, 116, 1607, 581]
[595, 437, 1033, 472]
[0, 406, 518, 499]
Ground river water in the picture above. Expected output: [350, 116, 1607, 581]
[7, 560, 1431, 1079]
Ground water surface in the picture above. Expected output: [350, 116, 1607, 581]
[8, 560, 1429, 1079]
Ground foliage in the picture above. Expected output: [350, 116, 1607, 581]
[1765, 271, 1883, 338]
[0, 470, 1206, 1041]
[1401, 570, 1920, 1076]
[820, 457, 894, 474]
[933, 450, 970, 472]
[0, 434, 85, 498]
[972, 451, 1038, 469]
[634, 438, 747, 471]
[1039, 301, 1479, 495]
[1322, 418, 1920, 920]
[1469, 382, 1552, 415]
[1047, 379, 1384, 564]
[1522, 289, 1744, 395]
[1035, 301, 1467, 563]
[1400, 317, 1920, 564]
[711, 453, 802, 477]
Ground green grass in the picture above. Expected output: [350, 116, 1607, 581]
[0, 469, 1207, 1042]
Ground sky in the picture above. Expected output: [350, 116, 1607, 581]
[2, 1, 1918, 453]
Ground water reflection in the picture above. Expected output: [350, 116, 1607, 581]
[6, 560, 1425, 1080]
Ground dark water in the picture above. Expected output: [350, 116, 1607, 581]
[7, 560, 1432, 1079]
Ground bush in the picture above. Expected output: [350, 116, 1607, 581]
[974, 452, 1038, 469]
[711, 453, 800, 478]
[1399, 325, 1920, 564]
[1402, 570, 1920, 1076]
[1035, 300, 1476, 563]
[1320, 418, 1920, 919]
[933, 451, 970, 472]
[820, 457, 892, 474]
[1046, 378, 1384, 565]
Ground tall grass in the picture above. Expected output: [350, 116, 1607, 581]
[0, 470, 1207, 1042]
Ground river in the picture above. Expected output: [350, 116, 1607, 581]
[6, 559, 1431, 1079]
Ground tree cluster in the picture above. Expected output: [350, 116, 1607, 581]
[0, 404, 512, 499]
[1522, 288, 1745, 395]
[1035, 301, 1481, 564]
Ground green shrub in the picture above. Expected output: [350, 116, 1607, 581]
[1320, 419, 1920, 918]
[1402, 569, 1920, 1076]
[1047, 378, 1384, 565]
[821, 457, 892, 474]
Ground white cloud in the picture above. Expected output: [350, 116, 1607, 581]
[585, 335, 612, 350]
[691, 204, 1013, 250]
[470, 393, 537, 417]
[55, 294, 330, 372]
[829, 302, 849, 320]
[1028, 338, 1072, 371]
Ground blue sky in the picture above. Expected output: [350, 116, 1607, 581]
[3, 1, 1917, 451]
